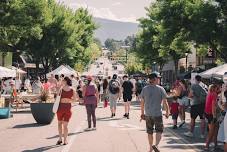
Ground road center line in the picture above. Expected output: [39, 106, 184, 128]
[61, 120, 86, 152]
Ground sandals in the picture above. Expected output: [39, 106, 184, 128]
[63, 142, 68, 145]
[152, 145, 160, 152]
[56, 140, 62, 145]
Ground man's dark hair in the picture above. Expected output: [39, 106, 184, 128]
[64, 76, 72, 86]
[112, 74, 117, 80]
[123, 75, 128, 79]
[195, 75, 202, 82]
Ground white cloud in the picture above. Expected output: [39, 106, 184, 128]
[69, 2, 138, 23]
[112, 2, 121, 6]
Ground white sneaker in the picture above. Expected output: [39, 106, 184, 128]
[84, 128, 92, 131]
[92, 127, 97, 130]
[200, 134, 205, 139]
[184, 131, 193, 137]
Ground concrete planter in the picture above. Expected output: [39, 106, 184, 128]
[30, 103, 55, 124]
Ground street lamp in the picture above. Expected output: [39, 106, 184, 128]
[152, 61, 157, 72]
[185, 53, 189, 72]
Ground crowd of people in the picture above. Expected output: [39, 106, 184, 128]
[1, 72, 227, 152]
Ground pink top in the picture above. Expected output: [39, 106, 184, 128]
[84, 84, 97, 105]
[205, 92, 217, 114]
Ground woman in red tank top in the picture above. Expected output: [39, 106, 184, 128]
[56, 76, 77, 145]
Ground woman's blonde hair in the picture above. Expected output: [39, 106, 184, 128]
[209, 84, 217, 92]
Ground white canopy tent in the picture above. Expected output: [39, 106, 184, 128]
[47, 65, 78, 77]
[11, 66, 27, 74]
[0, 66, 16, 78]
[200, 64, 227, 79]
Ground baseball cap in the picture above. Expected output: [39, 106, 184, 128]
[148, 72, 161, 79]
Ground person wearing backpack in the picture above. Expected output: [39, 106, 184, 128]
[185, 75, 207, 138]
[108, 74, 120, 117]
[135, 77, 144, 102]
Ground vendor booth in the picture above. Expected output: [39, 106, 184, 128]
[200, 64, 227, 79]
[47, 65, 78, 77]
[0, 66, 16, 119]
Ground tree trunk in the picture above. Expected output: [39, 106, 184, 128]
[173, 59, 179, 79]
[35, 59, 39, 77]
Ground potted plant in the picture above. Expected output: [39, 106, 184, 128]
[30, 88, 55, 124]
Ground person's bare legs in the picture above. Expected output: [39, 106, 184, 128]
[200, 119, 205, 135]
[224, 143, 227, 152]
[190, 118, 195, 133]
[63, 121, 69, 144]
[155, 132, 162, 146]
[213, 123, 219, 147]
[128, 102, 131, 113]
[205, 124, 214, 148]
[148, 134, 154, 152]
[124, 102, 128, 114]
[58, 121, 63, 141]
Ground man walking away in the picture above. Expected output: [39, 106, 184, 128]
[108, 74, 120, 117]
[122, 75, 134, 119]
[140, 72, 170, 152]
[185, 75, 207, 138]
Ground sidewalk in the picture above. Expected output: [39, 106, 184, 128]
[0, 101, 224, 152]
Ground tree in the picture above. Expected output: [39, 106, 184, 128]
[0, 0, 97, 76]
[104, 38, 123, 52]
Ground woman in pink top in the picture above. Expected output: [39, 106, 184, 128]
[204, 84, 218, 150]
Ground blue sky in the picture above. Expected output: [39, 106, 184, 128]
[58, 0, 153, 23]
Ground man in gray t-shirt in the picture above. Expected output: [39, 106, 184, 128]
[140, 72, 170, 152]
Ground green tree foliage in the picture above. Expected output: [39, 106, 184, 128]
[0, 0, 97, 75]
[135, 0, 227, 76]
[104, 38, 124, 52]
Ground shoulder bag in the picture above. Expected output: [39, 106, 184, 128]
[52, 88, 62, 113]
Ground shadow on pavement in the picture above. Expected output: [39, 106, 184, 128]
[11, 110, 31, 114]
[47, 131, 86, 139]
[12, 123, 45, 128]
[97, 117, 124, 121]
[22, 145, 61, 152]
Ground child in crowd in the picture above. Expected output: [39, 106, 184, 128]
[171, 96, 179, 129]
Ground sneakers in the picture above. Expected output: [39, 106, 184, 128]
[184, 131, 193, 137]
[179, 121, 185, 128]
[200, 134, 205, 139]
[172, 125, 177, 129]
[92, 127, 97, 130]
[123, 113, 129, 119]
[127, 113, 129, 119]
[111, 113, 116, 118]
[84, 128, 92, 131]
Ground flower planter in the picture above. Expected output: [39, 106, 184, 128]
[30, 102, 55, 124]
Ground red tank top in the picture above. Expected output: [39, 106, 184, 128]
[61, 89, 73, 99]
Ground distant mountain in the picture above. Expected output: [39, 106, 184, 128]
[94, 17, 139, 44]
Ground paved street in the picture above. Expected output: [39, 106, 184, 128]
[0, 100, 224, 152]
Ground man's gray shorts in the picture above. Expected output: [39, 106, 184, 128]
[109, 93, 118, 109]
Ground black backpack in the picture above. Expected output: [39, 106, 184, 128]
[109, 80, 120, 94]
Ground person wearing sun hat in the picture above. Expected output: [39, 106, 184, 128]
[140, 72, 170, 152]
[83, 75, 99, 131]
